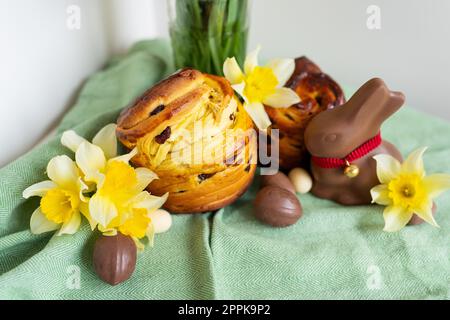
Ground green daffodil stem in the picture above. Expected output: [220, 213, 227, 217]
[170, 0, 249, 76]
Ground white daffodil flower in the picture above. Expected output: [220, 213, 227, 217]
[371, 147, 450, 232]
[223, 46, 301, 130]
[66, 124, 168, 248]
[23, 155, 88, 235]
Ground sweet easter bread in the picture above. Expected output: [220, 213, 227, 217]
[116, 69, 257, 213]
[264, 57, 345, 170]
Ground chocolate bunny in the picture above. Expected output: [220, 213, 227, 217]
[304, 78, 405, 205]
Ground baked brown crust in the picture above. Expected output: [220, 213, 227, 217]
[117, 68, 257, 213]
[264, 57, 345, 170]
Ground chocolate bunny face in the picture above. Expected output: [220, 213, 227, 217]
[305, 78, 405, 158]
[304, 78, 405, 205]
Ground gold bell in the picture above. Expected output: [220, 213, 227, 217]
[344, 160, 359, 178]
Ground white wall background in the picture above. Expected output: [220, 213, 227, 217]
[1, 0, 449, 168]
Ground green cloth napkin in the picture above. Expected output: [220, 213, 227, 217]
[0, 39, 449, 300]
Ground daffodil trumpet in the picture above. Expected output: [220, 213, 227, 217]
[371, 147, 450, 232]
[23, 123, 171, 249]
[223, 46, 301, 131]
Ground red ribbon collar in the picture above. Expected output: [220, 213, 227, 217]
[311, 132, 382, 169]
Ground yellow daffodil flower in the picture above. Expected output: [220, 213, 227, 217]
[66, 124, 168, 248]
[371, 147, 450, 232]
[23, 155, 89, 235]
[223, 46, 300, 130]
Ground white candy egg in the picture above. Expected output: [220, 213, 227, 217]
[288, 167, 313, 194]
[149, 209, 172, 234]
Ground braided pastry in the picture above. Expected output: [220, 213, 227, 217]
[264, 57, 345, 170]
[116, 68, 257, 213]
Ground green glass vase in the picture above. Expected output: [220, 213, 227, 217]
[168, 0, 251, 76]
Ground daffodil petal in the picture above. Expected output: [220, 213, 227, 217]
[402, 147, 427, 177]
[244, 102, 272, 131]
[30, 207, 60, 234]
[383, 205, 413, 232]
[131, 192, 168, 212]
[370, 184, 392, 205]
[373, 154, 402, 184]
[23, 180, 56, 199]
[109, 147, 138, 164]
[422, 173, 450, 198]
[414, 200, 439, 227]
[92, 172, 106, 190]
[89, 194, 118, 228]
[57, 211, 81, 236]
[135, 168, 158, 192]
[75, 141, 106, 182]
[47, 155, 80, 190]
[244, 45, 261, 74]
[145, 223, 155, 248]
[61, 130, 88, 153]
[99, 227, 117, 236]
[76, 177, 89, 202]
[223, 57, 244, 85]
[263, 87, 300, 108]
[79, 201, 96, 231]
[92, 123, 118, 159]
[231, 83, 246, 102]
[265, 58, 295, 87]
[133, 236, 146, 250]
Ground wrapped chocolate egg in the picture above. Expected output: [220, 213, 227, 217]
[93, 233, 137, 286]
[260, 171, 296, 194]
[253, 186, 302, 227]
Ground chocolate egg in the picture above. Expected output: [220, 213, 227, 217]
[93, 233, 137, 286]
[408, 202, 437, 226]
[253, 186, 302, 227]
[260, 171, 296, 194]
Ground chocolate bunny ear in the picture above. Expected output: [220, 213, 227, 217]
[305, 78, 405, 158]
[349, 78, 405, 130]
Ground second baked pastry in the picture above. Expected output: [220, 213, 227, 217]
[264, 57, 346, 170]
